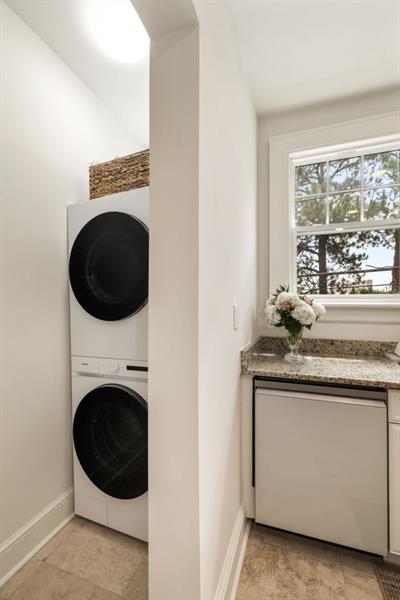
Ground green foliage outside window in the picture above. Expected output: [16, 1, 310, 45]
[295, 150, 400, 295]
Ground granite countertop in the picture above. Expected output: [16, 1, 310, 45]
[241, 337, 400, 390]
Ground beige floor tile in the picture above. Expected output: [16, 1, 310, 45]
[343, 569, 383, 600]
[0, 518, 94, 600]
[0, 560, 41, 600]
[236, 533, 346, 600]
[45, 519, 148, 596]
[5, 562, 121, 600]
[339, 548, 375, 576]
[122, 552, 148, 600]
[251, 524, 342, 566]
[35, 517, 85, 562]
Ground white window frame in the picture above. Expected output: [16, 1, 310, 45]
[268, 112, 400, 310]
[289, 138, 400, 305]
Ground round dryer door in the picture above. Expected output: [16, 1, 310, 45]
[69, 211, 149, 321]
[73, 385, 148, 500]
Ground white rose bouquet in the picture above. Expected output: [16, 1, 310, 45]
[265, 284, 326, 362]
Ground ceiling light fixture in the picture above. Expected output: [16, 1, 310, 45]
[85, 0, 149, 64]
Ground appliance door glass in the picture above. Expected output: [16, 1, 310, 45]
[69, 211, 149, 321]
[73, 384, 148, 499]
[255, 388, 387, 555]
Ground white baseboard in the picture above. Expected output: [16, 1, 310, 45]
[0, 488, 74, 587]
[229, 519, 251, 600]
[214, 503, 250, 600]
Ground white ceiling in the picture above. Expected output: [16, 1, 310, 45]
[6, 0, 399, 131]
[6, 0, 149, 147]
[226, 0, 400, 116]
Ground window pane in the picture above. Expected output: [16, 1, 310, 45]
[328, 157, 361, 192]
[364, 150, 400, 188]
[296, 197, 326, 226]
[297, 228, 400, 295]
[295, 162, 326, 197]
[364, 186, 400, 220]
[329, 192, 360, 223]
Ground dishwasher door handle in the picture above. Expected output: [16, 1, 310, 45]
[255, 387, 387, 409]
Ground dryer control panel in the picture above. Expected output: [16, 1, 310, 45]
[71, 356, 148, 379]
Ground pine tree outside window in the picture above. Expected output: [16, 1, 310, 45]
[293, 145, 400, 297]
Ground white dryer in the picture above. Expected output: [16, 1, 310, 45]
[68, 189, 148, 363]
[71, 356, 148, 541]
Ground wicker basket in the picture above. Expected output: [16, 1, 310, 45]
[89, 149, 149, 199]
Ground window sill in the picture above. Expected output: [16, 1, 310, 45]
[315, 297, 400, 309]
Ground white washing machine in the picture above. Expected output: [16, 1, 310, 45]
[71, 356, 148, 541]
[68, 188, 148, 363]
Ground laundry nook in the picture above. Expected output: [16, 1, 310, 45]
[0, 1, 399, 600]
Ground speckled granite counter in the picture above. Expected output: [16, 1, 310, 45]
[241, 337, 400, 390]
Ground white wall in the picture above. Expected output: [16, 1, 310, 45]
[147, 22, 202, 600]
[135, 1, 257, 597]
[258, 88, 400, 341]
[196, 2, 257, 598]
[0, 0, 139, 579]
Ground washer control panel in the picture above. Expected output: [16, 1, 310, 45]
[100, 360, 120, 375]
[71, 356, 148, 378]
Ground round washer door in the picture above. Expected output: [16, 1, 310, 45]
[73, 384, 148, 500]
[69, 211, 149, 321]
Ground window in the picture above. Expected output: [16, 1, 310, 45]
[293, 146, 400, 296]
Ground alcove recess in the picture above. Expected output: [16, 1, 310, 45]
[89, 149, 150, 199]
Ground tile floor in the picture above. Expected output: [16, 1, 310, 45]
[237, 523, 384, 600]
[1, 518, 384, 600]
[0, 517, 147, 600]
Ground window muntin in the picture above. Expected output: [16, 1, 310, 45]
[294, 148, 400, 296]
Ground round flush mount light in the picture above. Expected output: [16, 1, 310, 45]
[85, 0, 149, 64]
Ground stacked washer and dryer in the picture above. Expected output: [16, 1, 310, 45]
[67, 188, 149, 542]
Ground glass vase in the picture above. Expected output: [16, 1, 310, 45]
[285, 329, 304, 363]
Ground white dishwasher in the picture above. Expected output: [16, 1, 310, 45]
[255, 380, 388, 555]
